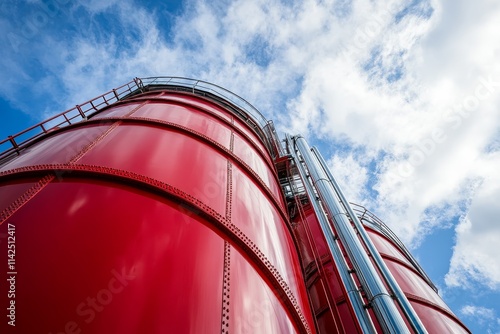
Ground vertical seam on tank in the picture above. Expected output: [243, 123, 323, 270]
[68, 121, 121, 164]
[0, 101, 148, 225]
[222, 128, 233, 332]
[0, 174, 54, 225]
[0, 118, 120, 224]
[221, 241, 231, 333]
[69, 101, 146, 164]
[0, 164, 312, 334]
[226, 131, 234, 221]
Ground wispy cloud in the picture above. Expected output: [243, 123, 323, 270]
[1, 1, 500, 332]
[460, 304, 499, 332]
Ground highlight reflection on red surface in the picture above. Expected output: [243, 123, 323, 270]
[0, 86, 470, 333]
[0, 91, 314, 334]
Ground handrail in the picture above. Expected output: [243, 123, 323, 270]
[138, 76, 282, 159]
[139, 76, 269, 128]
[1, 76, 276, 163]
[0, 79, 141, 162]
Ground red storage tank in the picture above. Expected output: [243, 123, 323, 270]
[352, 205, 471, 334]
[0, 80, 314, 334]
[0, 77, 470, 333]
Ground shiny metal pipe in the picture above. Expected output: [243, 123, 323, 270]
[287, 135, 375, 334]
[311, 146, 428, 334]
[294, 136, 410, 334]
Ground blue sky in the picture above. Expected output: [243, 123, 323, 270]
[1, 0, 500, 332]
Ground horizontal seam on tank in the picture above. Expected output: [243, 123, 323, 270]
[0, 164, 312, 334]
[100, 95, 276, 170]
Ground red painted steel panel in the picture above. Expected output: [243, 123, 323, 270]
[292, 221, 315, 269]
[151, 93, 234, 123]
[229, 246, 298, 334]
[337, 302, 362, 334]
[0, 125, 111, 171]
[149, 93, 270, 156]
[308, 278, 330, 311]
[114, 95, 277, 193]
[384, 260, 450, 310]
[0, 90, 317, 333]
[411, 302, 469, 334]
[302, 208, 330, 258]
[322, 263, 348, 306]
[231, 165, 313, 324]
[316, 311, 338, 334]
[0, 179, 37, 211]
[365, 229, 413, 267]
[231, 116, 271, 163]
[0, 178, 225, 334]
[290, 204, 363, 333]
[232, 132, 284, 204]
[77, 124, 229, 216]
[131, 102, 233, 149]
[363, 220, 469, 332]
[92, 102, 144, 118]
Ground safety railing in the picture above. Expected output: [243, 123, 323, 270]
[139, 77, 284, 158]
[0, 78, 142, 163]
[350, 203, 438, 293]
[1, 76, 280, 163]
[139, 77, 269, 128]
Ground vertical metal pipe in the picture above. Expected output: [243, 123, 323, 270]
[310, 147, 428, 334]
[293, 136, 410, 334]
[287, 136, 375, 334]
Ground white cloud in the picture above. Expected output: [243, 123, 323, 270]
[446, 151, 500, 290]
[460, 305, 499, 331]
[271, 0, 500, 290]
[327, 153, 369, 205]
[2, 0, 500, 306]
[461, 304, 494, 318]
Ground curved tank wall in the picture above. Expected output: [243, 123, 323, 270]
[0, 77, 472, 334]
[281, 135, 472, 333]
[361, 213, 471, 334]
[0, 90, 315, 333]
[289, 201, 366, 333]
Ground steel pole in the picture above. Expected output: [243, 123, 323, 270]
[311, 146, 428, 334]
[294, 136, 410, 334]
[287, 135, 376, 334]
